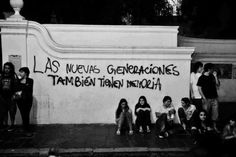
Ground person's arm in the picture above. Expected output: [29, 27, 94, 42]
[143, 106, 151, 111]
[198, 86, 206, 100]
[190, 73, 194, 99]
[213, 71, 220, 88]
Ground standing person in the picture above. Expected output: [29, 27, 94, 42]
[135, 96, 151, 133]
[115, 98, 133, 135]
[14, 67, 34, 133]
[0, 62, 18, 131]
[197, 63, 220, 132]
[190, 61, 203, 110]
[155, 96, 176, 138]
[178, 97, 197, 131]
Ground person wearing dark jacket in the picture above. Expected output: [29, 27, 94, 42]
[14, 67, 34, 132]
[0, 62, 18, 131]
[135, 96, 151, 133]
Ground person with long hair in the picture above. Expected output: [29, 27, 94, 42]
[135, 96, 151, 133]
[0, 62, 18, 131]
[191, 110, 213, 144]
[115, 98, 133, 135]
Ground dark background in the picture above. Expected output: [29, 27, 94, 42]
[0, 0, 236, 39]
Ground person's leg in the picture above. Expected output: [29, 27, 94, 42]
[156, 113, 167, 138]
[136, 110, 145, 132]
[211, 99, 219, 132]
[0, 95, 7, 128]
[202, 99, 211, 115]
[125, 111, 133, 135]
[17, 100, 29, 131]
[178, 108, 187, 130]
[116, 112, 125, 135]
[24, 103, 32, 131]
[9, 100, 17, 127]
[143, 110, 151, 132]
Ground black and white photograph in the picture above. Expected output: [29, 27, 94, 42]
[1, 0, 236, 157]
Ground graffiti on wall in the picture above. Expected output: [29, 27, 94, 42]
[33, 56, 180, 90]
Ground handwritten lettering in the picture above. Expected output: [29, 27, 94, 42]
[66, 64, 100, 74]
[47, 74, 96, 87]
[33, 56, 181, 90]
[97, 76, 124, 89]
[127, 78, 161, 90]
[107, 64, 179, 76]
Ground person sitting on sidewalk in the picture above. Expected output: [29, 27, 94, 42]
[178, 97, 197, 132]
[191, 110, 216, 144]
[221, 115, 236, 156]
[155, 96, 176, 139]
[115, 98, 133, 135]
[135, 96, 151, 133]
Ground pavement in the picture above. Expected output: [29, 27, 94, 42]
[0, 124, 194, 157]
[0, 102, 235, 157]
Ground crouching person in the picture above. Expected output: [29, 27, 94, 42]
[178, 97, 197, 132]
[155, 96, 176, 139]
[115, 98, 133, 135]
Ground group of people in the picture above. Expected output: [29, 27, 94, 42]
[0, 62, 34, 135]
[115, 62, 236, 148]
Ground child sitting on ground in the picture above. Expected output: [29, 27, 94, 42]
[115, 98, 133, 135]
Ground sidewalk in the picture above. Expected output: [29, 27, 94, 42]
[0, 124, 194, 157]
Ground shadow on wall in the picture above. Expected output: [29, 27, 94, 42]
[31, 96, 38, 124]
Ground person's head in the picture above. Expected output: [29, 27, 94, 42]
[199, 110, 207, 121]
[203, 63, 214, 73]
[19, 67, 30, 79]
[181, 97, 190, 108]
[193, 62, 203, 73]
[3, 62, 15, 76]
[229, 119, 236, 126]
[118, 98, 128, 110]
[138, 96, 147, 106]
[163, 96, 172, 107]
[227, 115, 236, 126]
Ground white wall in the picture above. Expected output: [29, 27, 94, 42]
[0, 20, 193, 124]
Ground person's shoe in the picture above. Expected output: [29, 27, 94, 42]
[129, 130, 133, 135]
[139, 127, 143, 133]
[7, 125, 15, 132]
[158, 134, 164, 139]
[116, 130, 121, 135]
[146, 126, 151, 133]
[158, 132, 165, 139]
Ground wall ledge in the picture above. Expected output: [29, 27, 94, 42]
[0, 20, 193, 60]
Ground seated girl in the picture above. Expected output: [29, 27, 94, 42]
[115, 98, 133, 135]
[178, 97, 197, 131]
[191, 110, 214, 144]
[135, 96, 151, 133]
[155, 96, 176, 138]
